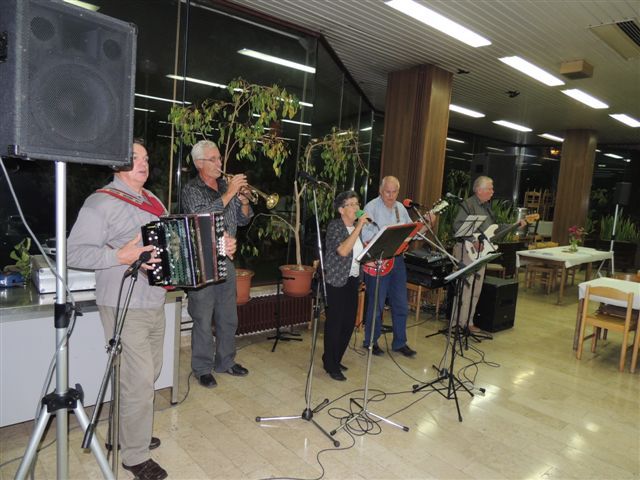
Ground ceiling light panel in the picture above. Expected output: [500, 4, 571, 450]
[449, 104, 485, 118]
[238, 48, 316, 73]
[498, 56, 565, 86]
[538, 133, 564, 142]
[492, 120, 532, 132]
[385, 0, 491, 47]
[561, 89, 609, 109]
[609, 113, 640, 128]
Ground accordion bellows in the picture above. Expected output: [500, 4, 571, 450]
[142, 213, 227, 288]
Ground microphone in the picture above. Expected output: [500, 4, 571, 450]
[445, 192, 463, 202]
[402, 198, 422, 209]
[297, 171, 330, 188]
[124, 251, 152, 277]
[356, 209, 378, 228]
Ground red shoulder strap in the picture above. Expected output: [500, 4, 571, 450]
[96, 187, 166, 217]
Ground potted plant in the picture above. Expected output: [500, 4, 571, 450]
[490, 199, 527, 278]
[1, 237, 31, 287]
[245, 128, 368, 296]
[169, 77, 300, 300]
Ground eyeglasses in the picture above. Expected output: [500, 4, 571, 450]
[342, 201, 360, 208]
[199, 156, 221, 162]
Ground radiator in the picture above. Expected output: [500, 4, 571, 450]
[237, 294, 312, 335]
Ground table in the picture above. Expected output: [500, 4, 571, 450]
[0, 285, 182, 427]
[573, 277, 640, 350]
[516, 246, 613, 304]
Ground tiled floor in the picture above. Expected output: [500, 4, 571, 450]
[1, 273, 639, 479]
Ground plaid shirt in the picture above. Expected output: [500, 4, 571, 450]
[181, 175, 253, 236]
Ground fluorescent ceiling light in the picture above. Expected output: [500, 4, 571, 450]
[624, 159, 631, 163]
[498, 56, 565, 86]
[135, 93, 189, 105]
[538, 133, 564, 142]
[134, 107, 156, 113]
[446, 137, 465, 144]
[609, 113, 640, 128]
[63, 0, 99, 11]
[493, 120, 532, 132]
[449, 104, 485, 118]
[561, 89, 609, 109]
[360, 126, 372, 132]
[448, 156, 468, 161]
[166, 74, 227, 89]
[385, 0, 491, 47]
[299, 101, 314, 108]
[604, 153, 623, 159]
[238, 48, 316, 74]
[282, 118, 312, 127]
[598, 164, 606, 167]
[486, 146, 505, 152]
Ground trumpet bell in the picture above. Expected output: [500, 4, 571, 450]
[265, 193, 279, 209]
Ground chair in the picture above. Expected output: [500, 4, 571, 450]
[525, 264, 559, 294]
[486, 263, 506, 279]
[576, 285, 638, 372]
[524, 190, 541, 213]
[406, 282, 423, 323]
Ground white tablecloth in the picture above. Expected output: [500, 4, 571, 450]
[578, 277, 640, 309]
[516, 246, 613, 268]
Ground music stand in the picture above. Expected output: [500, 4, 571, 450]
[331, 222, 421, 437]
[453, 214, 486, 240]
[413, 253, 501, 422]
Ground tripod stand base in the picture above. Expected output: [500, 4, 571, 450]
[412, 370, 474, 422]
[330, 398, 409, 436]
[256, 401, 339, 447]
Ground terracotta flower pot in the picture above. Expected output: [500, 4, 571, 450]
[236, 268, 254, 305]
[279, 264, 314, 297]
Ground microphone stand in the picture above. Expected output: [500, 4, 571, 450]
[82, 264, 145, 474]
[256, 183, 337, 447]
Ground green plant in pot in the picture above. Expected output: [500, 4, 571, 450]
[170, 77, 300, 298]
[3, 237, 32, 285]
[244, 128, 368, 296]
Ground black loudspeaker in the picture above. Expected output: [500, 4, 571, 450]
[614, 182, 631, 206]
[473, 276, 518, 332]
[0, 0, 136, 166]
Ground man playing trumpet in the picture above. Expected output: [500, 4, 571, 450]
[182, 139, 253, 388]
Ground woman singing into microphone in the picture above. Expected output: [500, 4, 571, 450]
[322, 191, 370, 381]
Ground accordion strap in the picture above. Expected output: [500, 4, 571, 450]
[97, 187, 166, 217]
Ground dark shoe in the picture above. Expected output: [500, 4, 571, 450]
[198, 373, 217, 388]
[394, 345, 417, 357]
[339, 363, 348, 371]
[122, 459, 167, 480]
[225, 363, 249, 376]
[328, 371, 347, 381]
[371, 344, 384, 356]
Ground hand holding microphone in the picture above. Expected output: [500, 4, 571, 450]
[356, 209, 378, 228]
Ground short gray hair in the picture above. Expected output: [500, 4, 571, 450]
[473, 176, 493, 193]
[191, 140, 218, 161]
[380, 175, 400, 189]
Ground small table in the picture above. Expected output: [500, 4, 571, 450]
[516, 246, 613, 304]
[573, 277, 640, 350]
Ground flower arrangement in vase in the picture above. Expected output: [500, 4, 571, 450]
[567, 225, 585, 252]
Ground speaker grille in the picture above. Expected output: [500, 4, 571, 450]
[0, 0, 136, 166]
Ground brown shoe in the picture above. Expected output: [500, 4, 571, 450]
[122, 459, 167, 480]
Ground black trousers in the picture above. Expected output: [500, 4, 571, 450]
[323, 276, 359, 374]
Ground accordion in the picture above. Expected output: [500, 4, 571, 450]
[141, 213, 227, 288]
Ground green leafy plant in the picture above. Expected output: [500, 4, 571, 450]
[438, 169, 471, 247]
[244, 128, 367, 265]
[599, 214, 640, 242]
[169, 77, 300, 175]
[6, 237, 31, 280]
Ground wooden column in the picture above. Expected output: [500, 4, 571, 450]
[552, 130, 597, 244]
[380, 65, 452, 209]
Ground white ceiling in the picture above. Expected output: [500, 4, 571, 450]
[227, 0, 640, 146]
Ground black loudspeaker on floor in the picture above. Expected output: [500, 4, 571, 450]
[473, 276, 519, 332]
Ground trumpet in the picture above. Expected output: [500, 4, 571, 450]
[222, 173, 279, 210]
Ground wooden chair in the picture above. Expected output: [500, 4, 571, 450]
[486, 263, 506, 279]
[406, 282, 423, 323]
[524, 190, 541, 213]
[525, 264, 559, 294]
[576, 285, 639, 372]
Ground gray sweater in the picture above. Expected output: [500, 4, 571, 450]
[67, 176, 167, 309]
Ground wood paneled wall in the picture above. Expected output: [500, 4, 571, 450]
[552, 130, 597, 244]
[380, 65, 452, 209]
